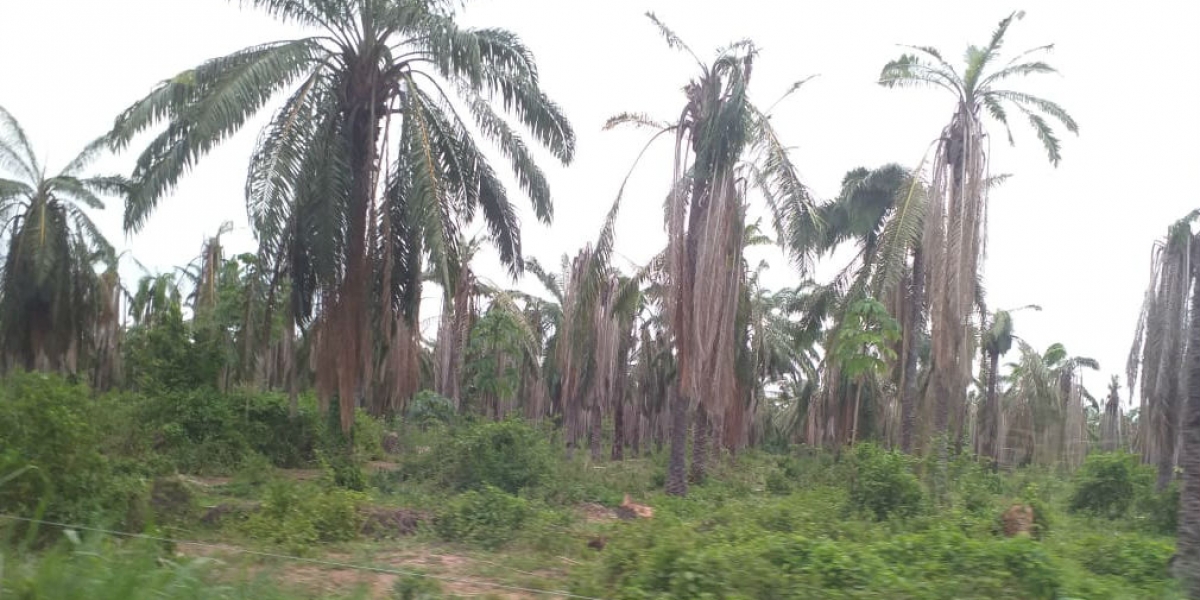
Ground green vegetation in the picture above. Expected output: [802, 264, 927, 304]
[0, 2, 1196, 598]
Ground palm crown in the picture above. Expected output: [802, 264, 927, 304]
[879, 10, 1078, 166]
[0, 106, 122, 373]
[106, 0, 575, 428]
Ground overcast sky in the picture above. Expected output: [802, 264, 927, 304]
[2, 0, 1197, 404]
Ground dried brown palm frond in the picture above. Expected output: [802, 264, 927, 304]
[1128, 210, 1198, 489]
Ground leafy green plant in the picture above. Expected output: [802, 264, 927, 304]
[1068, 452, 1153, 519]
[242, 480, 367, 553]
[413, 419, 553, 494]
[1072, 534, 1175, 583]
[406, 391, 456, 429]
[846, 442, 925, 520]
[434, 486, 531, 549]
[0, 372, 129, 525]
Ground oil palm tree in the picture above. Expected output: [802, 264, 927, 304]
[797, 164, 926, 451]
[880, 10, 1078, 459]
[1179, 229, 1200, 596]
[0, 106, 123, 376]
[1100, 375, 1124, 452]
[977, 304, 1040, 466]
[608, 14, 819, 494]
[1129, 210, 1198, 490]
[107, 0, 574, 431]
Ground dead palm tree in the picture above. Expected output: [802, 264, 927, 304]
[977, 304, 1040, 466]
[1178, 228, 1200, 596]
[608, 14, 818, 495]
[107, 0, 574, 431]
[880, 11, 1078, 462]
[1101, 375, 1124, 452]
[1129, 210, 1199, 490]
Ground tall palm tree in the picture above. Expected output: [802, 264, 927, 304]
[880, 10, 1078, 461]
[608, 14, 818, 494]
[1100, 375, 1124, 452]
[1179, 227, 1200, 597]
[0, 106, 123, 376]
[107, 0, 574, 431]
[1129, 211, 1198, 490]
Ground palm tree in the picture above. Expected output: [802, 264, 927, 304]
[977, 305, 1040, 466]
[1100, 375, 1123, 452]
[880, 11, 1078, 459]
[608, 14, 818, 494]
[1179, 228, 1200, 596]
[1129, 211, 1198, 490]
[107, 0, 574, 431]
[795, 164, 926, 451]
[0, 106, 123, 377]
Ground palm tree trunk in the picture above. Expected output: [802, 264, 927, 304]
[689, 404, 708, 484]
[589, 400, 603, 462]
[850, 381, 864, 446]
[1178, 265, 1200, 597]
[980, 350, 1000, 467]
[666, 386, 689, 496]
[612, 399, 625, 460]
[901, 246, 925, 453]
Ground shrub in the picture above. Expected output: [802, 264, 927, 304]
[434, 486, 531, 549]
[351, 409, 386, 461]
[0, 372, 128, 525]
[415, 419, 553, 494]
[392, 574, 443, 599]
[243, 480, 367, 553]
[846, 443, 925, 520]
[1072, 534, 1175, 583]
[1136, 479, 1180, 535]
[1068, 452, 1153, 519]
[406, 391, 456, 429]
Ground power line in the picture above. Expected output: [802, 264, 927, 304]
[0, 514, 603, 600]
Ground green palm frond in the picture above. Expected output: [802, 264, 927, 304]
[878, 53, 963, 95]
[644, 12, 703, 67]
[0, 105, 39, 180]
[111, 38, 323, 231]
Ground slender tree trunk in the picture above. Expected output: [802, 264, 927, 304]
[901, 246, 925, 453]
[850, 382, 863, 446]
[1177, 265, 1200, 597]
[666, 387, 689, 496]
[612, 400, 625, 461]
[689, 404, 708, 484]
[589, 401, 602, 462]
[979, 351, 1000, 467]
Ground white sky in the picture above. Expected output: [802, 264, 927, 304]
[2, 0, 1197, 404]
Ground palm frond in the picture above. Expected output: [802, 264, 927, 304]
[0, 105, 39, 180]
[110, 39, 323, 231]
[644, 12, 703, 67]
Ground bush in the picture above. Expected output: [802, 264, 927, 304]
[1069, 452, 1153, 519]
[1072, 534, 1175, 583]
[1136, 480, 1180, 535]
[0, 372, 129, 525]
[243, 480, 367, 553]
[846, 443, 925, 520]
[406, 391, 456, 429]
[572, 518, 1065, 600]
[414, 419, 553, 494]
[434, 486, 531, 549]
[392, 574, 444, 599]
